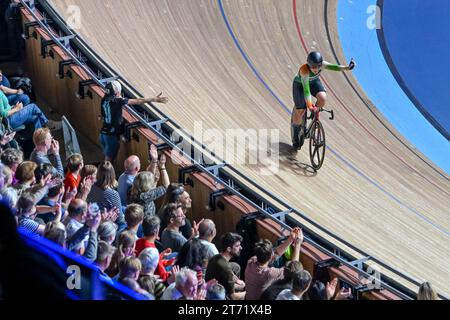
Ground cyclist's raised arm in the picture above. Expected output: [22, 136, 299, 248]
[323, 60, 352, 72]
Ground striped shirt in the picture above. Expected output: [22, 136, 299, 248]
[18, 216, 40, 234]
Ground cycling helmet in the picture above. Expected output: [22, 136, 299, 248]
[307, 51, 323, 68]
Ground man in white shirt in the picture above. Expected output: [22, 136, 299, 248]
[161, 268, 198, 300]
[276, 270, 312, 300]
[198, 219, 219, 260]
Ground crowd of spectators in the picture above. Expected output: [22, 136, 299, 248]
[0, 69, 438, 301]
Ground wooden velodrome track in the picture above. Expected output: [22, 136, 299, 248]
[49, 0, 449, 295]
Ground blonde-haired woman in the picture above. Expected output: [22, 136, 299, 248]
[128, 154, 170, 217]
[417, 282, 438, 300]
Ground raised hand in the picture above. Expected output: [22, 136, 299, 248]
[123, 246, 135, 257]
[65, 186, 77, 202]
[161, 248, 173, 259]
[79, 175, 94, 196]
[89, 213, 102, 232]
[1, 131, 16, 145]
[335, 287, 353, 300]
[159, 153, 167, 167]
[39, 173, 52, 187]
[326, 278, 338, 299]
[191, 219, 204, 237]
[205, 279, 218, 290]
[194, 287, 206, 300]
[149, 143, 158, 162]
[348, 58, 356, 70]
[107, 207, 119, 222]
[47, 177, 62, 189]
[171, 265, 180, 276]
[155, 92, 169, 104]
[296, 228, 304, 244]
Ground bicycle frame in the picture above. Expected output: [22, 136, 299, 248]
[304, 108, 334, 138]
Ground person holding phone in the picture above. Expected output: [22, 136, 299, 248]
[30, 128, 64, 177]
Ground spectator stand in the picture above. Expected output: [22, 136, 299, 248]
[15, 0, 448, 300]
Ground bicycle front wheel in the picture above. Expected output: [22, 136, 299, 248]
[309, 120, 326, 170]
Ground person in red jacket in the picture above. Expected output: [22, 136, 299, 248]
[64, 153, 83, 193]
[135, 215, 175, 282]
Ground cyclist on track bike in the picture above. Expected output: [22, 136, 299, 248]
[292, 51, 356, 150]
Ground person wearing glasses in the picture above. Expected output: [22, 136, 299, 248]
[291, 52, 356, 150]
[158, 183, 194, 240]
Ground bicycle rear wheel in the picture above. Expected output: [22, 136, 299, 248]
[309, 120, 326, 170]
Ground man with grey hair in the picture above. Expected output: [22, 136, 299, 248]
[97, 221, 118, 245]
[0, 147, 23, 179]
[0, 187, 18, 213]
[138, 247, 167, 299]
[206, 283, 226, 300]
[138, 247, 159, 275]
[198, 218, 219, 261]
[118, 155, 140, 206]
[100, 80, 168, 163]
[161, 267, 198, 300]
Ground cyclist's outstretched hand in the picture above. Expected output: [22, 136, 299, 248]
[348, 58, 356, 70]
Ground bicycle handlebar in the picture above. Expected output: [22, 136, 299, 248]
[307, 108, 335, 120]
[322, 108, 334, 120]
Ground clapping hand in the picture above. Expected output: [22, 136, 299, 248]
[326, 278, 338, 299]
[336, 287, 353, 300]
[161, 248, 173, 259]
[64, 187, 77, 203]
[167, 265, 181, 284]
[79, 175, 94, 196]
[123, 246, 135, 257]
[194, 287, 206, 300]
[1, 131, 16, 145]
[101, 207, 119, 222]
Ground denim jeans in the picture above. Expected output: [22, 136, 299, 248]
[1, 76, 31, 106]
[100, 133, 120, 159]
[8, 103, 48, 130]
[7, 93, 31, 106]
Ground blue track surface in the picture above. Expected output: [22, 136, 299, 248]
[217, 0, 449, 236]
[337, 0, 450, 174]
[381, 0, 450, 141]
